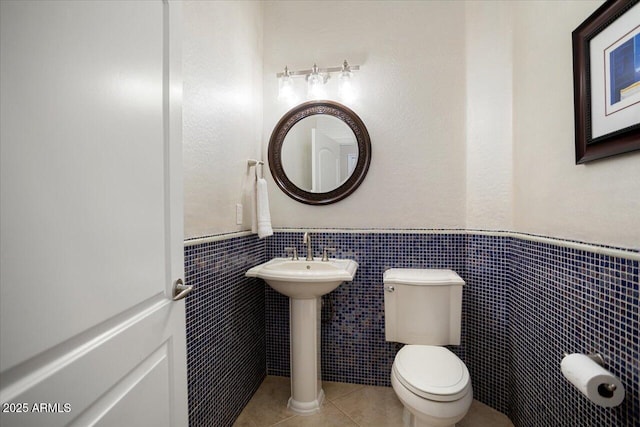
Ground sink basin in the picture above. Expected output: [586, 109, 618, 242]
[246, 257, 358, 299]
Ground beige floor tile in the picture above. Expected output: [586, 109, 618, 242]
[331, 385, 405, 427]
[233, 376, 296, 427]
[273, 401, 358, 427]
[234, 376, 514, 427]
[456, 400, 514, 427]
[323, 381, 365, 402]
[233, 411, 259, 427]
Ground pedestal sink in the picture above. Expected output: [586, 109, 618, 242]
[246, 257, 358, 415]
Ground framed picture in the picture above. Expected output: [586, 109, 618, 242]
[572, 0, 640, 163]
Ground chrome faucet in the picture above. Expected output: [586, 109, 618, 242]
[303, 232, 313, 261]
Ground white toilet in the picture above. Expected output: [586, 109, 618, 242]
[384, 269, 473, 427]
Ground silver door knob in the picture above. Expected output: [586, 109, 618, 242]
[172, 278, 193, 301]
[384, 285, 395, 292]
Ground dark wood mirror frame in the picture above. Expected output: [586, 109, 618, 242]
[268, 100, 371, 205]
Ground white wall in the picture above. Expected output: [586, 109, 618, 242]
[512, 1, 640, 249]
[465, 2, 513, 231]
[183, 0, 263, 239]
[263, 0, 467, 229]
[182, 0, 639, 250]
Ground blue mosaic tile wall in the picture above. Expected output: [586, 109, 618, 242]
[263, 231, 639, 426]
[184, 235, 266, 427]
[508, 238, 639, 427]
[465, 234, 510, 413]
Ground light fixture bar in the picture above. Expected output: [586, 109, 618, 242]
[276, 63, 360, 78]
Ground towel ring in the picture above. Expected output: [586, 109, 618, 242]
[248, 159, 264, 178]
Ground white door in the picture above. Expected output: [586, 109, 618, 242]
[311, 129, 341, 192]
[0, 1, 188, 426]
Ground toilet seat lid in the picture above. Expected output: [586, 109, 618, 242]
[393, 345, 470, 402]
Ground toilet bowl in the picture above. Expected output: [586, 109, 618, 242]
[390, 345, 472, 427]
[383, 268, 472, 427]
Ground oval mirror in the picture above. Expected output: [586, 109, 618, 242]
[268, 100, 371, 205]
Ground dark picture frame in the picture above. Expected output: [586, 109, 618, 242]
[572, 0, 640, 163]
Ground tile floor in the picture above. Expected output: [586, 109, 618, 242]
[234, 376, 514, 427]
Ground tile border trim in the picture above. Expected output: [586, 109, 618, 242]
[184, 228, 640, 260]
[184, 231, 255, 247]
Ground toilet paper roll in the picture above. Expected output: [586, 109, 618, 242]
[560, 353, 625, 408]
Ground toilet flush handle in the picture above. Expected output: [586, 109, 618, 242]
[384, 285, 395, 292]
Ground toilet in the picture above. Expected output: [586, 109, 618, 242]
[384, 269, 473, 427]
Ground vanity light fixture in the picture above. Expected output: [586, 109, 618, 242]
[276, 60, 360, 101]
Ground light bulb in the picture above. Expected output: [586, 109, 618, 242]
[307, 64, 326, 100]
[338, 60, 355, 102]
[278, 75, 296, 104]
[307, 77, 326, 100]
[278, 67, 297, 104]
[339, 70, 355, 102]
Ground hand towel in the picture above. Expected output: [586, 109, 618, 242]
[250, 171, 258, 234]
[256, 177, 273, 238]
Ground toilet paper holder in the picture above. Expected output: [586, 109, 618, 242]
[562, 352, 617, 396]
[563, 352, 605, 366]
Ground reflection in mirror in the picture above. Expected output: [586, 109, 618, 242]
[281, 115, 358, 193]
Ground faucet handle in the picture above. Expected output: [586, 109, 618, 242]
[284, 247, 298, 260]
[322, 247, 337, 262]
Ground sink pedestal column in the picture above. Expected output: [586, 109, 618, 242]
[288, 297, 324, 415]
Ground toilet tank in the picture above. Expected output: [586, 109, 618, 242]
[384, 269, 465, 345]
